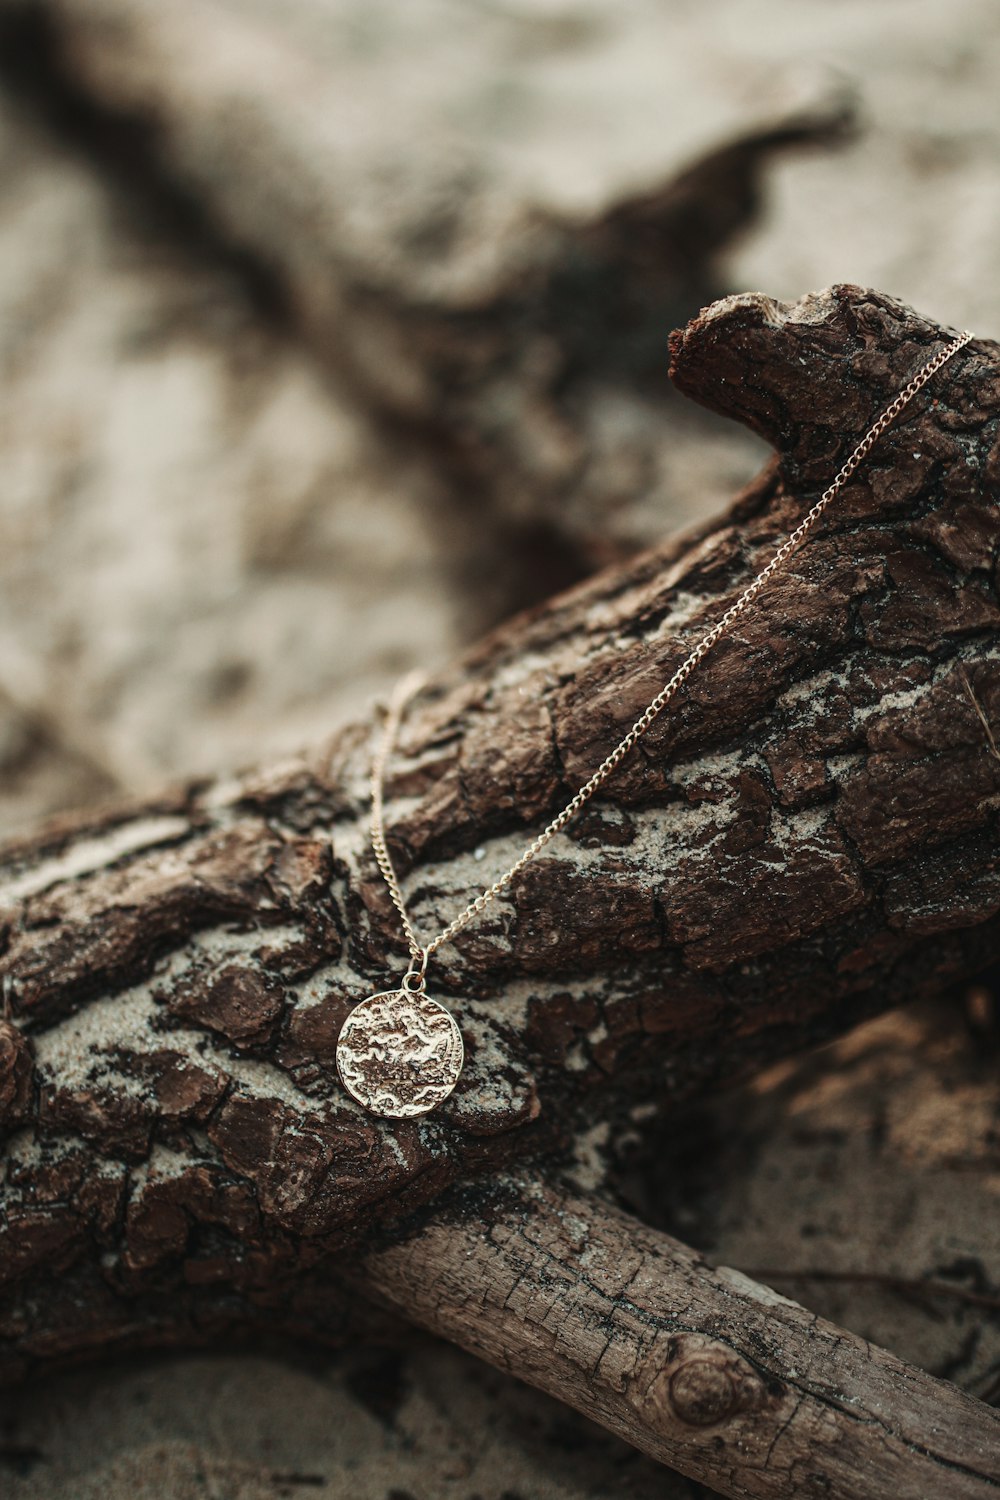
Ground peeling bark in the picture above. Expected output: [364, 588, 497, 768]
[1, 285, 999, 1493]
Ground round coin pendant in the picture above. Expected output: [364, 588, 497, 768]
[336, 990, 464, 1119]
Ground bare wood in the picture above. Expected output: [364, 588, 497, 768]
[0, 284, 998, 1478]
[361, 1174, 1000, 1500]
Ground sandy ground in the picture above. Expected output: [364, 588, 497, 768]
[3, 1346, 705, 1500]
[1, 1, 999, 1495]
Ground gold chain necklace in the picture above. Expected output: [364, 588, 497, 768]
[336, 330, 974, 1119]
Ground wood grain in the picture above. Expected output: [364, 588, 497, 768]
[362, 1174, 1000, 1500]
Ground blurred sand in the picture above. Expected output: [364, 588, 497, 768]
[2, 1345, 704, 1500]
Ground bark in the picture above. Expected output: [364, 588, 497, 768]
[361, 1174, 1000, 1500]
[1, 285, 999, 1490]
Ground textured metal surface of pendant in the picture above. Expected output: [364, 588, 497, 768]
[336, 990, 464, 1118]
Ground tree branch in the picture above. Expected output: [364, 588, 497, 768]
[1, 285, 998, 1496]
[361, 1173, 1000, 1500]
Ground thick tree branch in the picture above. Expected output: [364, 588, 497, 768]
[0, 286, 998, 1495]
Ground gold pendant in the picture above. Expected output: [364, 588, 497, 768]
[336, 989, 464, 1118]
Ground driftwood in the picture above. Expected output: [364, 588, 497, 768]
[2, 285, 1000, 1497]
[361, 1175, 1000, 1500]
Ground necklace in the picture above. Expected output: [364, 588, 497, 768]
[336, 329, 974, 1119]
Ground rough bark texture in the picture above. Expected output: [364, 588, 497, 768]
[362, 1175, 1000, 1500]
[1, 285, 999, 1490]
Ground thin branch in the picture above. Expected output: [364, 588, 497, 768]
[360, 1177, 1000, 1500]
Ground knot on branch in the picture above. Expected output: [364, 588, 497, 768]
[637, 1333, 775, 1431]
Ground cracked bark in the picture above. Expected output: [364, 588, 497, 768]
[2, 285, 1000, 1498]
[360, 1175, 1000, 1500]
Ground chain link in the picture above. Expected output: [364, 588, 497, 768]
[371, 330, 974, 974]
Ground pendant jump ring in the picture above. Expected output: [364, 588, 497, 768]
[402, 947, 429, 993]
